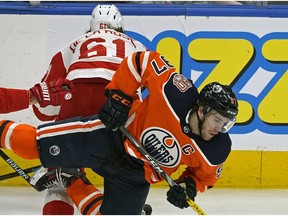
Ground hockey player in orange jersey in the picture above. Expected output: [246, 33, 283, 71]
[0, 51, 238, 214]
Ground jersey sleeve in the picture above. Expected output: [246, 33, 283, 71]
[41, 51, 68, 82]
[0, 88, 30, 113]
[180, 162, 224, 193]
[32, 50, 68, 121]
[134, 40, 148, 52]
[106, 51, 176, 97]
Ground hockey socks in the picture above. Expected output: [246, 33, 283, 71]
[67, 178, 103, 215]
[42, 188, 75, 215]
[0, 120, 39, 159]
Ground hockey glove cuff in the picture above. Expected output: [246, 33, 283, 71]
[29, 78, 74, 107]
[99, 89, 132, 131]
[166, 177, 197, 209]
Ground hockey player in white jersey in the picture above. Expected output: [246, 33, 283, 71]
[0, 4, 151, 215]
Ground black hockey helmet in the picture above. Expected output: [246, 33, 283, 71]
[198, 82, 238, 132]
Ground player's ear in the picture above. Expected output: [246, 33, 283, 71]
[197, 106, 205, 119]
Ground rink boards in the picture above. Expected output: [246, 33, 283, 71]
[1, 149, 287, 188]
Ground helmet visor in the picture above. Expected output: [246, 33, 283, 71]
[221, 117, 236, 133]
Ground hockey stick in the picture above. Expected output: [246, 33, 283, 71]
[119, 126, 206, 215]
[0, 164, 41, 181]
[0, 149, 37, 189]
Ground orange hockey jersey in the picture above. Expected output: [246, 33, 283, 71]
[107, 51, 232, 192]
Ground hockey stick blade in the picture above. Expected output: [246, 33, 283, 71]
[119, 126, 206, 215]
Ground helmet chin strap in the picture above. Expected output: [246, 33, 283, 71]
[196, 109, 204, 137]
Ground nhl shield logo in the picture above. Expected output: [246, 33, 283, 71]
[49, 145, 60, 156]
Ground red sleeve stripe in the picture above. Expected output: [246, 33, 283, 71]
[68, 61, 120, 73]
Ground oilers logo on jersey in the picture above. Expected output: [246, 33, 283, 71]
[141, 127, 181, 167]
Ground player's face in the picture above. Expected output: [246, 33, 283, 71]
[200, 111, 230, 141]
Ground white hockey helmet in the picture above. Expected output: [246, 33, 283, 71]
[90, 4, 124, 33]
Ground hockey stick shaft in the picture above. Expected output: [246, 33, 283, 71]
[119, 126, 206, 215]
[0, 149, 33, 185]
[0, 165, 41, 181]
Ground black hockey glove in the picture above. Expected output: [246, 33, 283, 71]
[99, 89, 133, 131]
[166, 177, 197, 209]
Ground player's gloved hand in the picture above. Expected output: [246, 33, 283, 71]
[166, 177, 197, 209]
[99, 89, 132, 131]
[29, 78, 74, 107]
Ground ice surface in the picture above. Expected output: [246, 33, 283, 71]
[1, 187, 288, 215]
